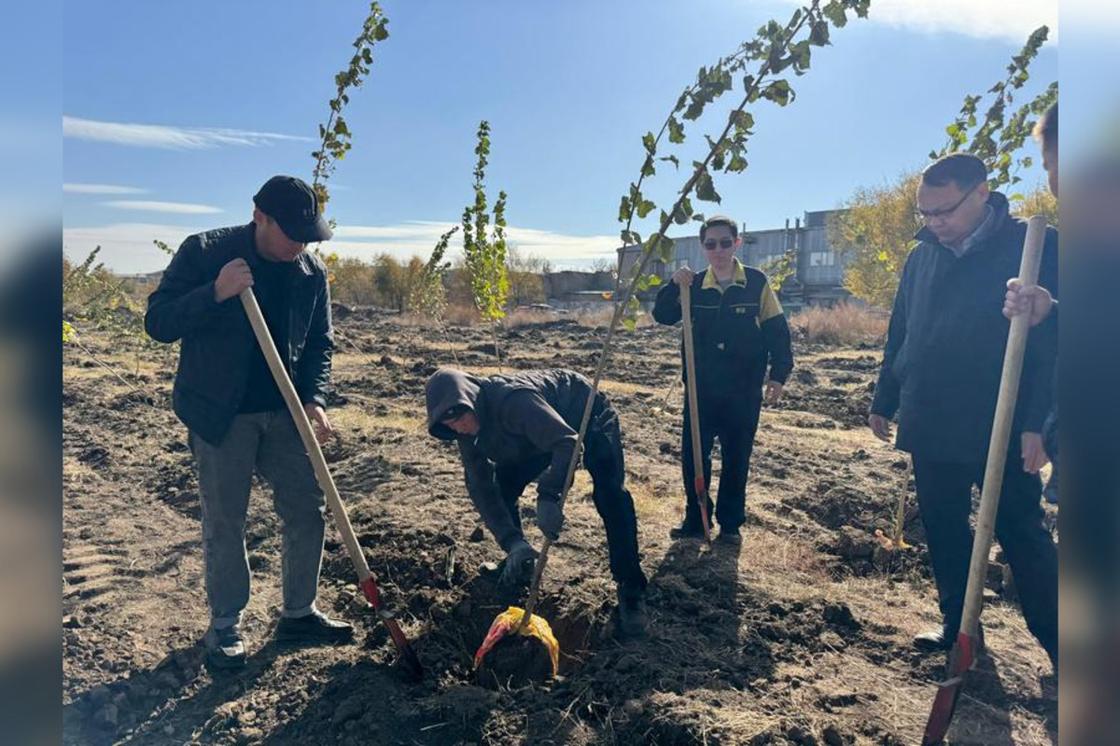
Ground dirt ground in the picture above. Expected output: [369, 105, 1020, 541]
[62, 309, 1058, 745]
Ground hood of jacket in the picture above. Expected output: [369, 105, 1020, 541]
[425, 367, 483, 440]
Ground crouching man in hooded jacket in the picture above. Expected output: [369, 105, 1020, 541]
[426, 367, 649, 638]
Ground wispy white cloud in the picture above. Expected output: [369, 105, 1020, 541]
[64, 182, 147, 195]
[63, 115, 313, 150]
[64, 220, 622, 274]
[328, 221, 620, 267]
[64, 223, 201, 273]
[780, 0, 1058, 42]
[102, 200, 223, 215]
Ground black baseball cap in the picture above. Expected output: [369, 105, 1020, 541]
[252, 175, 333, 243]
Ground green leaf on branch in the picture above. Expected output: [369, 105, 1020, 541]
[695, 169, 721, 204]
[810, 20, 830, 46]
[636, 198, 657, 218]
[763, 79, 793, 106]
[619, 195, 632, 223]
[823, 1, 848, 27]
[660, 154, 680, 169]
[642, 131, 656, 155]
[668, 116, 685, 144]
[672, 197, 694, 225]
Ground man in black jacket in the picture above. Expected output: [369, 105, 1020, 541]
[145, 175, 352, 669]
[652, 215, 794, 543]
[868, 153, 1058, 667]
[425, 367, 649, 638]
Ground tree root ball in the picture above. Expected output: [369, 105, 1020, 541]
[476, 635, 555, 689]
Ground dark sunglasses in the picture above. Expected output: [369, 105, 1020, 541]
[703, 237, 735, 250]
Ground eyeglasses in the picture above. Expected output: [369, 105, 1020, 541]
[915, 182, 980, 222]
[703, 237, 735, 251]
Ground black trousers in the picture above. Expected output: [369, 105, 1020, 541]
[494, 397, 647, 590]
[912, 449, 1058, 662]
[680, 395, 763, 532]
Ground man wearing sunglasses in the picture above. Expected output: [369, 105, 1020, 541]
[868, 152, 1058, 668]
[652, 215, 794, 543]
[424, 367, 649, 639]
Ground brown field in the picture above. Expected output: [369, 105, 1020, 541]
[62, 308, 1056, 745]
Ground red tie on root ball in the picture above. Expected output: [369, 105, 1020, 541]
[474, 606, 560, 685]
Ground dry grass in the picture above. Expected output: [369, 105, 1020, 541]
[329, 405, 426, 434]
[788, 303, 888, 347]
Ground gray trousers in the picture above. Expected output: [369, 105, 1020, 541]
[190, 411, 326, 630]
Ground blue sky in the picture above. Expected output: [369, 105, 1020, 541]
[63, 0, 1058, 274]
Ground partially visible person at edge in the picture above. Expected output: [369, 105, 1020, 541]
[145, 175, 353, 670]
[651, 215, 794, 544]
[868, 152, 1059, 670]
[1003, 102, 1059, 504]
[425, 367, 650, 639]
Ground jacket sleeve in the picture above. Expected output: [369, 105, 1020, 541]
[296, 274, 334, 408]
[144, 235, 235, 343]
[759, 281, 793, 384]
[503, 391, 578, 505]
[651, 281, 682, 325]
[1020, 229, 1060, 433]
[457, 438, 522, 551]
[870, 254, 912, 418]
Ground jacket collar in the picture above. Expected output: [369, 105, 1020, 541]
[914, 190, 1011, 252]
[702, 258, 747, 291]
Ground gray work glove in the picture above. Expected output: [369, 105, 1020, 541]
[498, 539, 537, 591]
[536, 497, 564, 541]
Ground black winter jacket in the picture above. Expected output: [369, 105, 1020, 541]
[652, 259, 793, 402]
[145, 223, 333, 445]
[426, 368, 599, 550]
[870, 192, 1058, 462]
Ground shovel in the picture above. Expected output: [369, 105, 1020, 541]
[680, 281, 714, 545]
[239, 288, 423, 680]
[920, 216, 1047, 743]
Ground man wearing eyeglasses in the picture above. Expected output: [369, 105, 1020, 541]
[652, 215, 794, 543]
[868, 153, 1058, 668]
[424, 367, 649, 639]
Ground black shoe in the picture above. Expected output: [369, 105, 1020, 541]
[716, 526, 741, 544]
[913, 627, 954, 653]
[275, 610, 354, 645]
[204, 625, 246, 670]
[616, 584, 648, 640]
[669, 521, 705, 540]
[913, 625, 984, 656]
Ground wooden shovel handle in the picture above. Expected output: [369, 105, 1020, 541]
[680, 282, 712, 541]
[957, 216, 1048, 637]
[238, 288, 373, 584]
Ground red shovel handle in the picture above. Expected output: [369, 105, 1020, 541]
[359, 577, 423, 680]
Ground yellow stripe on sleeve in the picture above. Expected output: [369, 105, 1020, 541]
[759, 283, 783, 322]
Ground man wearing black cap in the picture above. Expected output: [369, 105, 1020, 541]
[145, 175, 352, 669]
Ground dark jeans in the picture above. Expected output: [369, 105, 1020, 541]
[495, 397, 647, 590]
[680, 396, 763, 532]
[912, 450, 1058, 662]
